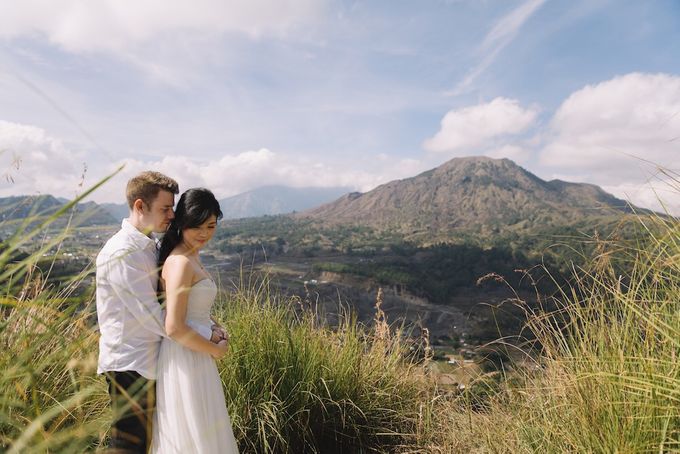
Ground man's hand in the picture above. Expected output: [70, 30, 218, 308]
[210, 324, 229, 344]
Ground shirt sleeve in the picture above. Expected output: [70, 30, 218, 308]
[100, 247, 167, 338]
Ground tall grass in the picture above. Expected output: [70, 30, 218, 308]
[0, 269, 110, 453]
[429, 206, 680, 452]
[521, 212, 680, 452]
[1, 174, 122, 453]
[215, 281, 432, 453]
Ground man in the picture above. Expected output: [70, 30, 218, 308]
[96, 171, 224, 453]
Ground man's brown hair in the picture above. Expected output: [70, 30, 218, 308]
[126, 171, 179, 210]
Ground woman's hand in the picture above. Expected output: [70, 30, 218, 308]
[211, 340, 229, 359]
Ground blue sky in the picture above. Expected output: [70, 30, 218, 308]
[0, 0, 678, 214]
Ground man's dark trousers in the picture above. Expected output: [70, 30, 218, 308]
[105, 371, 156, 454]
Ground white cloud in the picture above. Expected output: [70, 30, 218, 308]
[450, 0, 546, 95]
[0, 0, 324, 54]
[602, 178, 680, 216]
[539, 73, 680, 183]
[0, 120, 87, 198]
[423, 97, 538, 153]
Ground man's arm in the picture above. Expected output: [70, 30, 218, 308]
[101, 248, 167, 338]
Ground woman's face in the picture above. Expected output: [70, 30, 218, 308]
[182, 214, 218, 251]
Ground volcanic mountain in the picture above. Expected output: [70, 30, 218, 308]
[298, 156, 636, 241]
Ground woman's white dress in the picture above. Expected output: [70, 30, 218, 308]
[152, 278, 239, 453]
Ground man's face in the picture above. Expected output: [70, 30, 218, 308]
[143, 190, 175, 233]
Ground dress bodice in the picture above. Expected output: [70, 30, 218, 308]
[185, 278, 217, 327]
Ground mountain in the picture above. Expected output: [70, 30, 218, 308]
[298, 156, 637, 241]
[100, 202, 129, 222]
[0, 195, 117, 227]
[0, 195, 63, 221]
[219, 185, 351, 219]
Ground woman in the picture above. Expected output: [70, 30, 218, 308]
[152, 188, 239, 453]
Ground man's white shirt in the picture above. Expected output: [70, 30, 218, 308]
[96, 219, 212, 379]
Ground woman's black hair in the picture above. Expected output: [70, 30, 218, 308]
[158, 187, 222, 268]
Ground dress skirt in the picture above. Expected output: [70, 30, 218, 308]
[151, 336, 239, 453]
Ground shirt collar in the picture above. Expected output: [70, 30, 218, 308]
[121, 218, 157, 251]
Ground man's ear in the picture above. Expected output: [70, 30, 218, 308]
[133, 198, 145, 214]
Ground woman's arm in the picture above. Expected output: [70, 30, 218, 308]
[163, 255, 228, 359]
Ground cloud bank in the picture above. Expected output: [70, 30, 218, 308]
[0, 0, 324, 54]
[103, 149, 425, 204]
[538, 72, 680, 214]
[539, 72, 680, 182]
[0, 120, 87, 197]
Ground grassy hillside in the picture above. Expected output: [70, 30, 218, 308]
[1, 177, 677, 452]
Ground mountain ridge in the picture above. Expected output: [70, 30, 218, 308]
[0, 195, 117, 227]
[297, 156, 638, 241]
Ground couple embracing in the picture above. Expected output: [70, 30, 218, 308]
[95, 171, 239, 453]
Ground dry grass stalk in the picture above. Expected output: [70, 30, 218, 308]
[373, 287, 390, 341]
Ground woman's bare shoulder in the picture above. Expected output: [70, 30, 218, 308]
[164, 252, 191, 266]
[162, 253, 194, 280]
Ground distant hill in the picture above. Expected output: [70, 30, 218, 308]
[219, 185, 351, 219]
[100, 202, 129, 222]
[0, 195, 117, 227]
[298, 156, 638, 242]
[0, 195, 63, 221]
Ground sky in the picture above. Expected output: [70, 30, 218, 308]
[0, 0, 678, 214]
